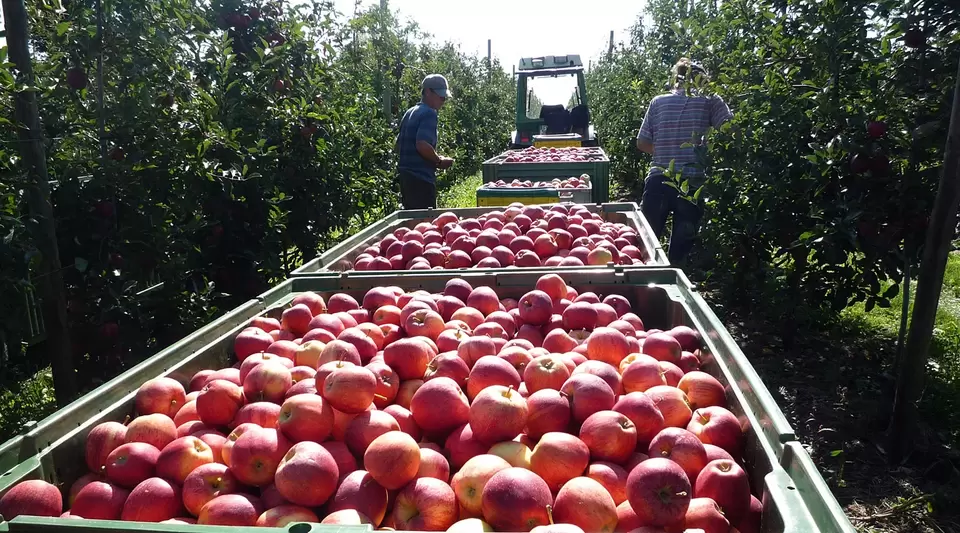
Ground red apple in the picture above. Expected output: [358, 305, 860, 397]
[234, 328, 274, 361]
[467, 355, 522, 400]
[345, 410, 401, 456]
[562, 302, 598, 330]
[552, 476, 618, 533]
[641, 332, 683, 365]
[0, 480, 62, 521]
[524, 354, 572, 393]
[391, 477, 458, 531]
[384, 404, 422, 441]
[364, 431, 421, 490]
[445, 423, 490, 470]
[257, 505, 320, 527]
[518, 290, 553, 327]
[615, 500, 641, 532]
[197, 379, 244, 427]
[735, 495, 763, 533]
[189, 370, 216, 392]
[613, 392, 666, 449]
[156, 435, 215, 484]
[409, 376, 471, 437]
[318, 339, 362, 367]
[525, 389, 572, 440]
[579, 410, 637, 464]
[105, 442, 160, 488]
[466, 286, 501, 317]
[135, 377, 186, 418]
[416, 447, 451, 482]
[480, 467, 552, 531]
[682, 497, 729, 533]
[182, 462, 238, 516]
[280, 304, 313, 336]
[274, 441, 339, 507]
[648, 427, 708, 483]
[625, 457, 691, 528]
[529, 432, 590, 492]
[366, 361, 400, 408]
[328, 469, 389, 526]
[339, 327, 380, 362]
[678, 371, 726, 410]
[586, 327, 629, 367]
[694, 459, 751, 523]
[687, 406, 743, 456]
[278, 393, 333, 443]
[231, 401, 281, 429]
[572, 360, 622, 395]
[197, 493, 264, 526]
[229, 428, 289, 487]
[535, 274, 568, 301]
[125, 413, 177, 451]
[85, 421, 128, 472]
[121, 476, 184, 522]
[322, 365, 376, 413]
[424, 352, 470, 388]
[384, 337, 434, 380]
[458, 335, 497, 368]
[560, 374, 616, 424]
[586, 461, 629, 505]
[450, 454, 512, 516]
[658, 361, 684, 387]
[70, 480, 127, 520]
[667, 325, 702, 353]
[221, 423, 258, 468]
[469, 385, 528, 445]
[395, 379, 424, 409]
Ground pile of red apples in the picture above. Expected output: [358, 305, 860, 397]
[353, 203, 653, 271]
[502, 147, 605, 163]
[0, 274, 759, 533]
[484, 175, 590, 190]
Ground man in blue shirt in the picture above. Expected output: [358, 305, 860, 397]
[396, 74, 455, 209]
[637, 58, 733, 264]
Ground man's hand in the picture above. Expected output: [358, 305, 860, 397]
[438, 156, 454, 170]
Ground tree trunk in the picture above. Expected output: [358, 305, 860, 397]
[886, 55, 960, 463]
[2, 0, 78, 405]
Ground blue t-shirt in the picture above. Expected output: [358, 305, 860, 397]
[397, 102, 439, 183]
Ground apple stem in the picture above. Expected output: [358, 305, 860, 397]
[374, 394, 388, 402]
[122, 415, 131, 425]
[546, 504, 555, 525]
[677, 491, 688, 497]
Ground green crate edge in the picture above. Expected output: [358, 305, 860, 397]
[290, 202, 668, 276]
[481, 159, 610, 204]
[0, 268, 854, 533]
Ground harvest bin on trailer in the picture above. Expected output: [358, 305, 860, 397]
[289, 202, 668, 276]
[0, 268, 853, 532]
[474, 185, 592, 207]
[481, 149, 611, 204]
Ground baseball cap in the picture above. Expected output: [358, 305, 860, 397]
[422, 74, 452, 98]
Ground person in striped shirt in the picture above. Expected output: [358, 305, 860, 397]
[636, 58, 734, 264]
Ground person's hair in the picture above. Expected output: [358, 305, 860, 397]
[671, 57, 709, 92]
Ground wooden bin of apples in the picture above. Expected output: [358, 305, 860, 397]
[350, 203, 657, 271]
[0, 272, 803, 533]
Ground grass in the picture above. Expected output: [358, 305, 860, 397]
[438, 173, 482, 209]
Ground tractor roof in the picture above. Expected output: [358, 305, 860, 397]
[518, 55, 583, 71]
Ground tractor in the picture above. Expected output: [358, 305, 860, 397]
[509, 54, 599, 149]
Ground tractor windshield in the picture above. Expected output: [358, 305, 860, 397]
[525, 73, 581, 119]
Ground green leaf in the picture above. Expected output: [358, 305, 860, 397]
[74, 257, 88, 272]
[883, 284, 900, 299]
[830, 449, 843, 457]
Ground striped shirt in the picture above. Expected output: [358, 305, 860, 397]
[397, 102, 439, 183]
[637, 89, 733, 179]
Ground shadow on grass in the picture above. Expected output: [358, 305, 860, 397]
[692, 256, 960, 533]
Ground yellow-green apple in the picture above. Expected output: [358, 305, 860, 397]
[135, 377, 186, 418]
[197, 493, 264, 526]
[480, 467, 553, 531]
[156, 435, 215, 484]
[278, 393, 333, 443]
[560, 374, 616, 424]
[363, 431, 421, 490]
[562, 302, 598, 331]
[345, 410, 401, 456]
[327, 470, 388, 525]
[321, 441, 357, 481]
[424, 352, 470, 388]
[85, 421, 128, 472]
[448, 518, 494, 533]
[292, 340, 324, 368]
[648, 427, 708, 484]
[529, 432, 590, 492]
[626, 457, 691, 528]
[256, 505, 319, 527]
[572, 360, 622, 395]
[524, 354, 571, 393]
[416, 447, 450, 482]
[322, 365, 376, 414]
[658, 362, 684, 387]
[366, 361, 399, 408]
[552, 476, 618, 533]
[221, 423, 258, 467]
[229, 427, 290, 486]
[125, 413, 176, 451]
[274, 441, 339, 507]
[488, 440, 532, 469]
[450, 453, 512, 516]
[70, 480, 127, 519]
[678, 371, 726, 410]
[182, 462, 238, 516]
[682, 497, 729, 533]
[613, 392, 665, 449]
[695, 459, 751, 524]
[384, 338, 434, 380]
[579, 410, 637, 464]
[196, 379, 244, 427]
[586, 461, 629, 505]
[120, 477, 183, 522]
[641, 332, 682, 365]
[234, 328, 273, 361]
[525, 389, 572, 440]
[687, 406, 744, 456]
[105, 442, 160, 488]
[466, 356, 521, 400]
[445, 423, 490, 469]
[410, 376, 470, 437]
[645, 385, 693, 428]
[469, 385, 527, 445]
[322, 509, 372, 524]
[391, 477, 458, 531]
[586, 327, 630, 367]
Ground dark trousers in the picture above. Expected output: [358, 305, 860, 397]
[640, 174, 705, 264]
[398, 172, 437, 210]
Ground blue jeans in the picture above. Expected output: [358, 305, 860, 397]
[640, 173, 705, 264]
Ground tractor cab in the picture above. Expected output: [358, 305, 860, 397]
[509, 54, 598, 149]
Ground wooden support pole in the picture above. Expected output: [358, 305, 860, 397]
[887, 54, 960, 462]
[1, 0, 78, 405]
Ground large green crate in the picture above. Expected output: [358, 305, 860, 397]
[0, 268, 852, 532]
[290, 202, 668, 276]
[474, 186, 560, 207]
[481, 149, 611, 204]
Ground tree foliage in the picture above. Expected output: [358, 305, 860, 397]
[588, 0, 958, 312]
